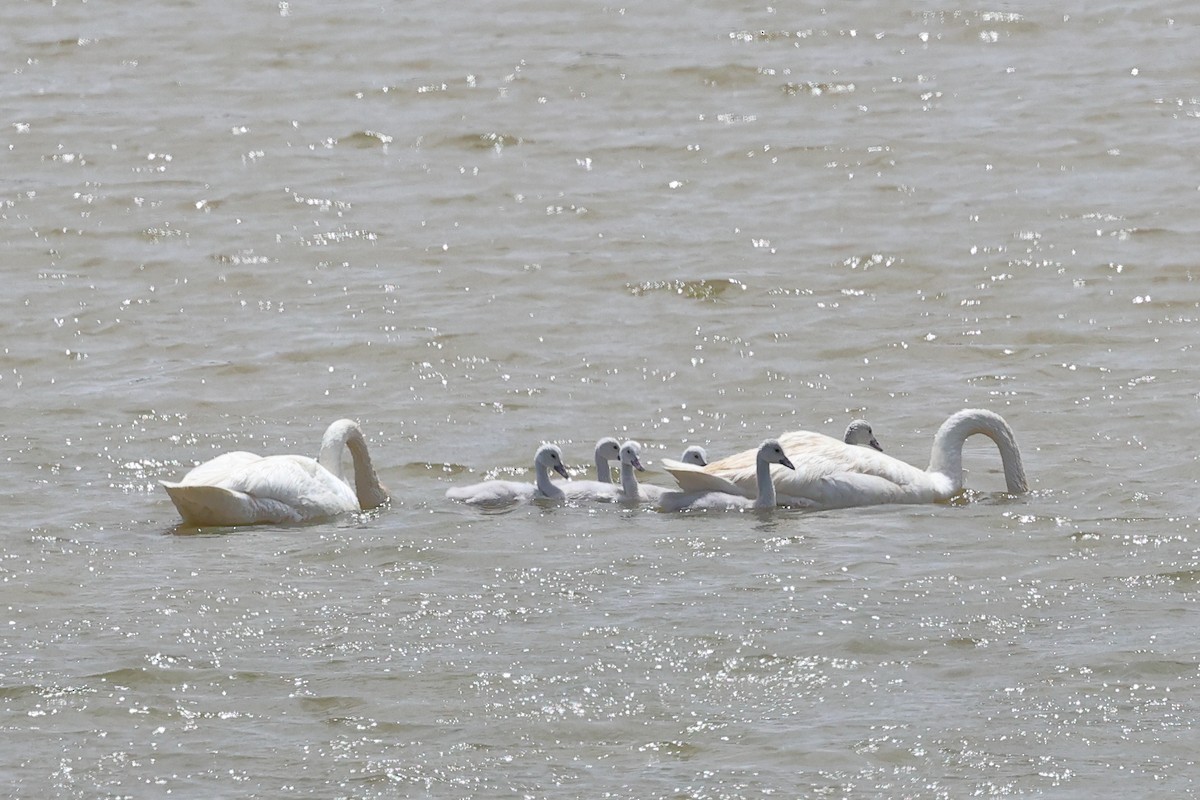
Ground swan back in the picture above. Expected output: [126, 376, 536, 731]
[172, 451, 262, 487]
[667, 429, 932, 507]
[162, 450, 360, 526]
[445, 478, 537, 505]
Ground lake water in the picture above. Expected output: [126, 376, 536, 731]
[4, 0, 1200, 796]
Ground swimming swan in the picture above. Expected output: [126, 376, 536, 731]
[560, 438, 626, 502]
[612, 440, 680, 504]
[445, 443, 570, 505]
[662, 409, 1026, 509]
[161, 418, 389, 526]
[561, 440, 644, 503]
[680, 445, 709, 466]
[657, 440, 795, 512]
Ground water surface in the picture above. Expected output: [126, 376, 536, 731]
[3, 1, 1200, 797]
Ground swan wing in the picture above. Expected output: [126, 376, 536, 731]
[775, 431, 928, 485]
[774, 472, 933, 509]
[703, 431, 932, 505]
[217, 455, 358, 514]
[162, 482, 315, 526]
[165, 455, 360, 524]
[446, 479, 536, 506]
[560, 480, 622, 503]
[660, 458, 754, 498]
[176, 451, 262, 486]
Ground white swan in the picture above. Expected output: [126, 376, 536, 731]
[562, 441, 709, 505]
[657, 440, 796, 512]
[843, 419, 883, 451]
[662, 409, 1027, 509]
[445, 443, 569, 505]
[611, 440, 679, 504]
[593, 437, 621, 482]
[161, 418, 389, 526]
[562, 440, 657, 503]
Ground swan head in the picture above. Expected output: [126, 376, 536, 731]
[844, 419, 883, 452]
[535, 444, 570, 478]
[594, 437, 621, 462]
[680, 445, 708, 466]
[619, 441, 645, 472]
[759, 440, 795, 470]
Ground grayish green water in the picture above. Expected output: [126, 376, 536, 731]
[4, 1, 1200, 796]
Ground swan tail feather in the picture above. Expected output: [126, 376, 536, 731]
[660, 460, 753, 497]
[161, 482, 301, 526]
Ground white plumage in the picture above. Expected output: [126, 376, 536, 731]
[657, 440, 796, 512]
[661, 409, 1026, 509]
[446, 443, 570, 506]
[161, 419, 388, 526]
[612, 441, 674, 504]
[842, 419, 883, 451]
[593, 437, 622, 483]
[562, 440, 636, 503]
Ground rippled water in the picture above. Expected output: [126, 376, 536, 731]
[4, 1, 1200, 796]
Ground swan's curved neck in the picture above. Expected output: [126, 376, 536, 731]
[319, 422, 388, 509]
[620, 462, 639, 497]
[927, 409, 1028, 494]
[754, 452, 777, 509]
[535, 462, 562, 498]
[596, 454, 612, 484]
[347, 432, 389, 508]
[318, 431, 349, 480]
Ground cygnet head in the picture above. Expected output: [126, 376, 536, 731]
[595, 437, 621, 462]
[844, 419, 883, 452]
[536, 444, 570, 478]
[619, 441, 645, 471]
[681, 445, 708, 466]
[759, 440, 796, 470]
